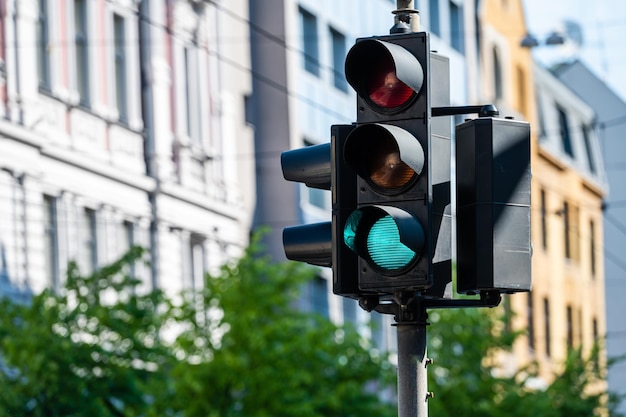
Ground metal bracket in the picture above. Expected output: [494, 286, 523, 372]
[432, 104, 499, 118]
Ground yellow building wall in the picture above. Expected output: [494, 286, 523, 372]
[478, 0, 606, 384]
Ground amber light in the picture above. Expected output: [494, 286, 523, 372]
[366, 136, 415, 189]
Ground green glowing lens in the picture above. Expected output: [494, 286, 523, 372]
[366, 215, 416, 271]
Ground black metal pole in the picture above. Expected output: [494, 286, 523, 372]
[366, 292, 502, 417]
[396, 303, 429, 417]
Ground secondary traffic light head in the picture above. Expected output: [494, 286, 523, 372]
[456, 117, 532, 294]
[281, 126, 362, 299]
[281, 142, 332, 268]
[339, 32, 438, 294]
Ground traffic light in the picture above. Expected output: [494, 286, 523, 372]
[456, 117, 532, 294]
[340, 32, 443, 294]
[281, 142, 333, 268]
[281, 125, 361, 298]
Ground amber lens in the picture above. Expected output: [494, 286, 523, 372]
[366, 137, 415, 189]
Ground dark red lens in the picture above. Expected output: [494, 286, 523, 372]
[366, 59, 414, 108]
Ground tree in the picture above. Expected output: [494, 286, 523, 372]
[0, 239, 395, 417]
[3, 239, 620, 417]
[169, 236, 396, 417]
[426, 306, 624, 417]
[0, 247, 174, 417]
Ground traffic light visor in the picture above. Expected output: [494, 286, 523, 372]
[344, 124, 424, 193]
[345, 39, 424, 112]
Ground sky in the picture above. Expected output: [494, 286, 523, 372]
[523, 0, 626, 101]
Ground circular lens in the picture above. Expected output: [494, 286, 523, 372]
[343, 210, 362, 253]
[367, 59, 414, 108]
[366, 215, 417, 271]
[367, 136, 415, 189]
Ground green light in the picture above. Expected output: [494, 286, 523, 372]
[343, 210, 362, 253]
[366, 215, 416, 271]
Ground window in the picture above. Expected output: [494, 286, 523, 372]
[183, 47, 192, 138]
[592, 317, 599, 371]
[342, 297, 358, 324]
[578, 308, 583, 347]
[590, 220, 596, 277]
[537, 96, 547, 140]
[189, 236, 205, 291]
[492, 47, 502, 100]
[581, 124, 596, 173]
[544, 297, 551, 357]
[563, 201, 571, 259]
[517, 65, 527, 114]
[43, 196, 59, 290]
[429, 0, 440, 35]
[563, 201, 580, 261]
[300, 8, 319, 75]
[330, 27, 347, 91]
[538, 189, 548, 250]
[183, 46, 202, 146]
[122, 221, 135, 278]
[527, 292, 535, 351]
[310, 276, 329, 318]
[557, 106, 574, 157]
[370, 312, 385, 350]
[74, 0, 89, 105]
[82, 208, 97, 274]
[449, 1, 464, 53]
[113, 14, 128, 123]
[566, 305, 573, 349]
[37, 0, 50, 90]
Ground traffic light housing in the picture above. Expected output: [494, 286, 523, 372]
[331, 124, 360, 297]
[281, 142, 333, 268]
[456, 117, 532, 294]
[281, 125, 362, 298]
[340, 32, 445, 294]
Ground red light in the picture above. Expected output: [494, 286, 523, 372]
[367, 59, 414, 108]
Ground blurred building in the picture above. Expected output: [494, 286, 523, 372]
[249, 0, 479, 351]
[0, 1, 254, 299]
[477, 0, 607, 385]
[553, 59, 626, 413]
[529, 63, 607, 381]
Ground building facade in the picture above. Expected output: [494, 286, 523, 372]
[477, 0, 607, 385]
[553, 59, 626, 413]
[528, 63, 607, 381]
[0, 0, 253, 300]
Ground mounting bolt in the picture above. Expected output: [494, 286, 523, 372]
[425, 358, 434, 366]
[426, 392, 435, 401]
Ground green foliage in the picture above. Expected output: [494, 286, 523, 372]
[0, 238, 395, 417]
[426, 308, 516, 417]
[2, 236, 622, 417]
[0, 247, 173, 417]
[427, 305, 624, 417]
[169, 236, 396, 417]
